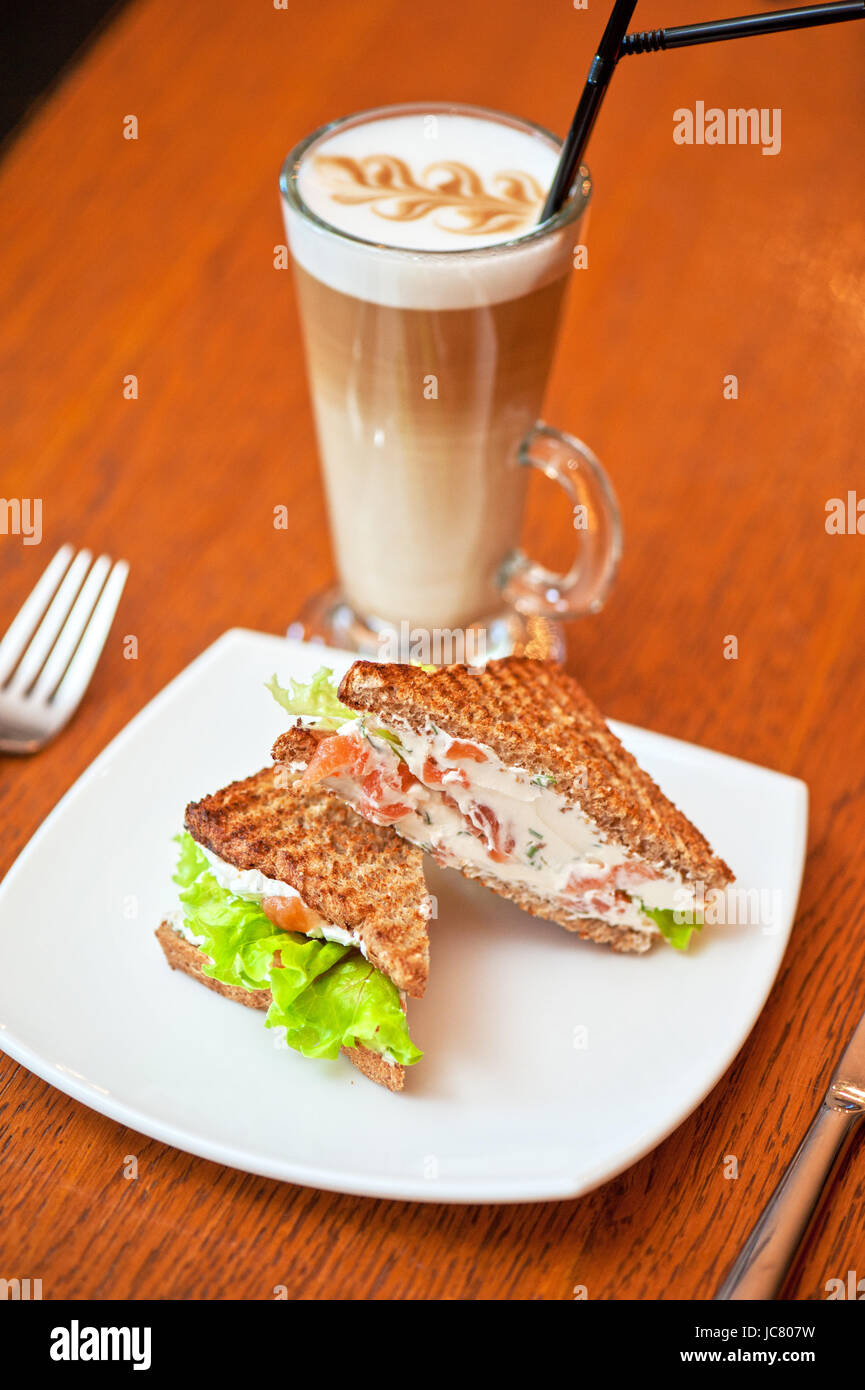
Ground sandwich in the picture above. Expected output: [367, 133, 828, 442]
[269, 660, 733, 955]
[156, 766, 431, 1091]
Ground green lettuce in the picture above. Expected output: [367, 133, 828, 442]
[174, 833, 284, 989]
[640, 904, 702, 952]
[265, 667, 353, 731]
[172, 833, 421, 1066]
[265, 666, 408, 760]
[268, 952, 422, 1062]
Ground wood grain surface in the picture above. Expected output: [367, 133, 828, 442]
[1, 0, 864, 1301]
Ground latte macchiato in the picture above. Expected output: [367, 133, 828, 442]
[281, 105, 594, 639]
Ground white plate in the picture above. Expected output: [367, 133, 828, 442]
[0, 630, 807, 1203]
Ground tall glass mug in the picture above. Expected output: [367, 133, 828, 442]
[280, 102, 621, 662]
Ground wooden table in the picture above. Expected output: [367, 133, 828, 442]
[2, 0, 863, 1301]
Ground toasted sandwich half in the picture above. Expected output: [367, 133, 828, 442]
[157, 766, 431, 1091]
[269, 660, 733, 955]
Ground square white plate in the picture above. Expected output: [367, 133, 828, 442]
[0, 630, 807, 1202]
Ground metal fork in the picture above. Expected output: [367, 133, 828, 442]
[0, 544, 129, 754]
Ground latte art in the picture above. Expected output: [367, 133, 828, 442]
[294, 110, 561, 259]
[312, 154, 544, 237]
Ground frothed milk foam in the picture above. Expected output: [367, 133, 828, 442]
[283, 108, 584, 630]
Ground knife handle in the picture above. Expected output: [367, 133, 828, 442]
[715, 1092, 864, 1300]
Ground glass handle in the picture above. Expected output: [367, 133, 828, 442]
[500, 423, 623, 619]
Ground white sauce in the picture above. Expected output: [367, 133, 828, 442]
[333, 719, 696, 935]
[166, 907, 204, 947]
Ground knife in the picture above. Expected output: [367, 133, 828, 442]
[715, 1007, 865, 1300]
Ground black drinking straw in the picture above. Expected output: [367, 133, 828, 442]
[539, 0, 638, 222]
[541, 0, 865, 222]
[621, 1, 865, 56]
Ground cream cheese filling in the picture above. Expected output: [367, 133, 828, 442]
[336, 718, 694, 935]
[166, 906, 204, 946]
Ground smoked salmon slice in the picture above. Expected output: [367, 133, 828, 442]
[303, 734, 371, 787]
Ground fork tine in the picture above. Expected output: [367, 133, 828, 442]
[51, 560, 129, 715]
[32, 554, 113, 702]
[0, 543, 75, 685]
[6, 550, 92, 695]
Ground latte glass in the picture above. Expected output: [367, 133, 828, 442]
[280, 102, 621, 661]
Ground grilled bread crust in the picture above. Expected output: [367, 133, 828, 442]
[155, 922, 406, 1092]
[273, 726, 320, 766]
[274, 725, 321, 765]
[184, 768, 431, 998]
[334, 658, 732, 891]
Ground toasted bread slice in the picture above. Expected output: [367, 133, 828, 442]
[334, 658, 732, 890]
[155, 923, 405, 1091]
[275, 725, 325, 767]
[184, 768, 431, 998]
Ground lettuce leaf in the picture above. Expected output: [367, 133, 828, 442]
[268, 952, 423, 1063]
[266, 666, 410, 764]
[172, 832, 421, 1065]
[640, 904, 702, 952]
[265, 667, 354, 731]
[173, 829, 211, 888]
[174, 834, 288, 991]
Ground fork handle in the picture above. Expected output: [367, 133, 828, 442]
[715, 1101, 864, 1300]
